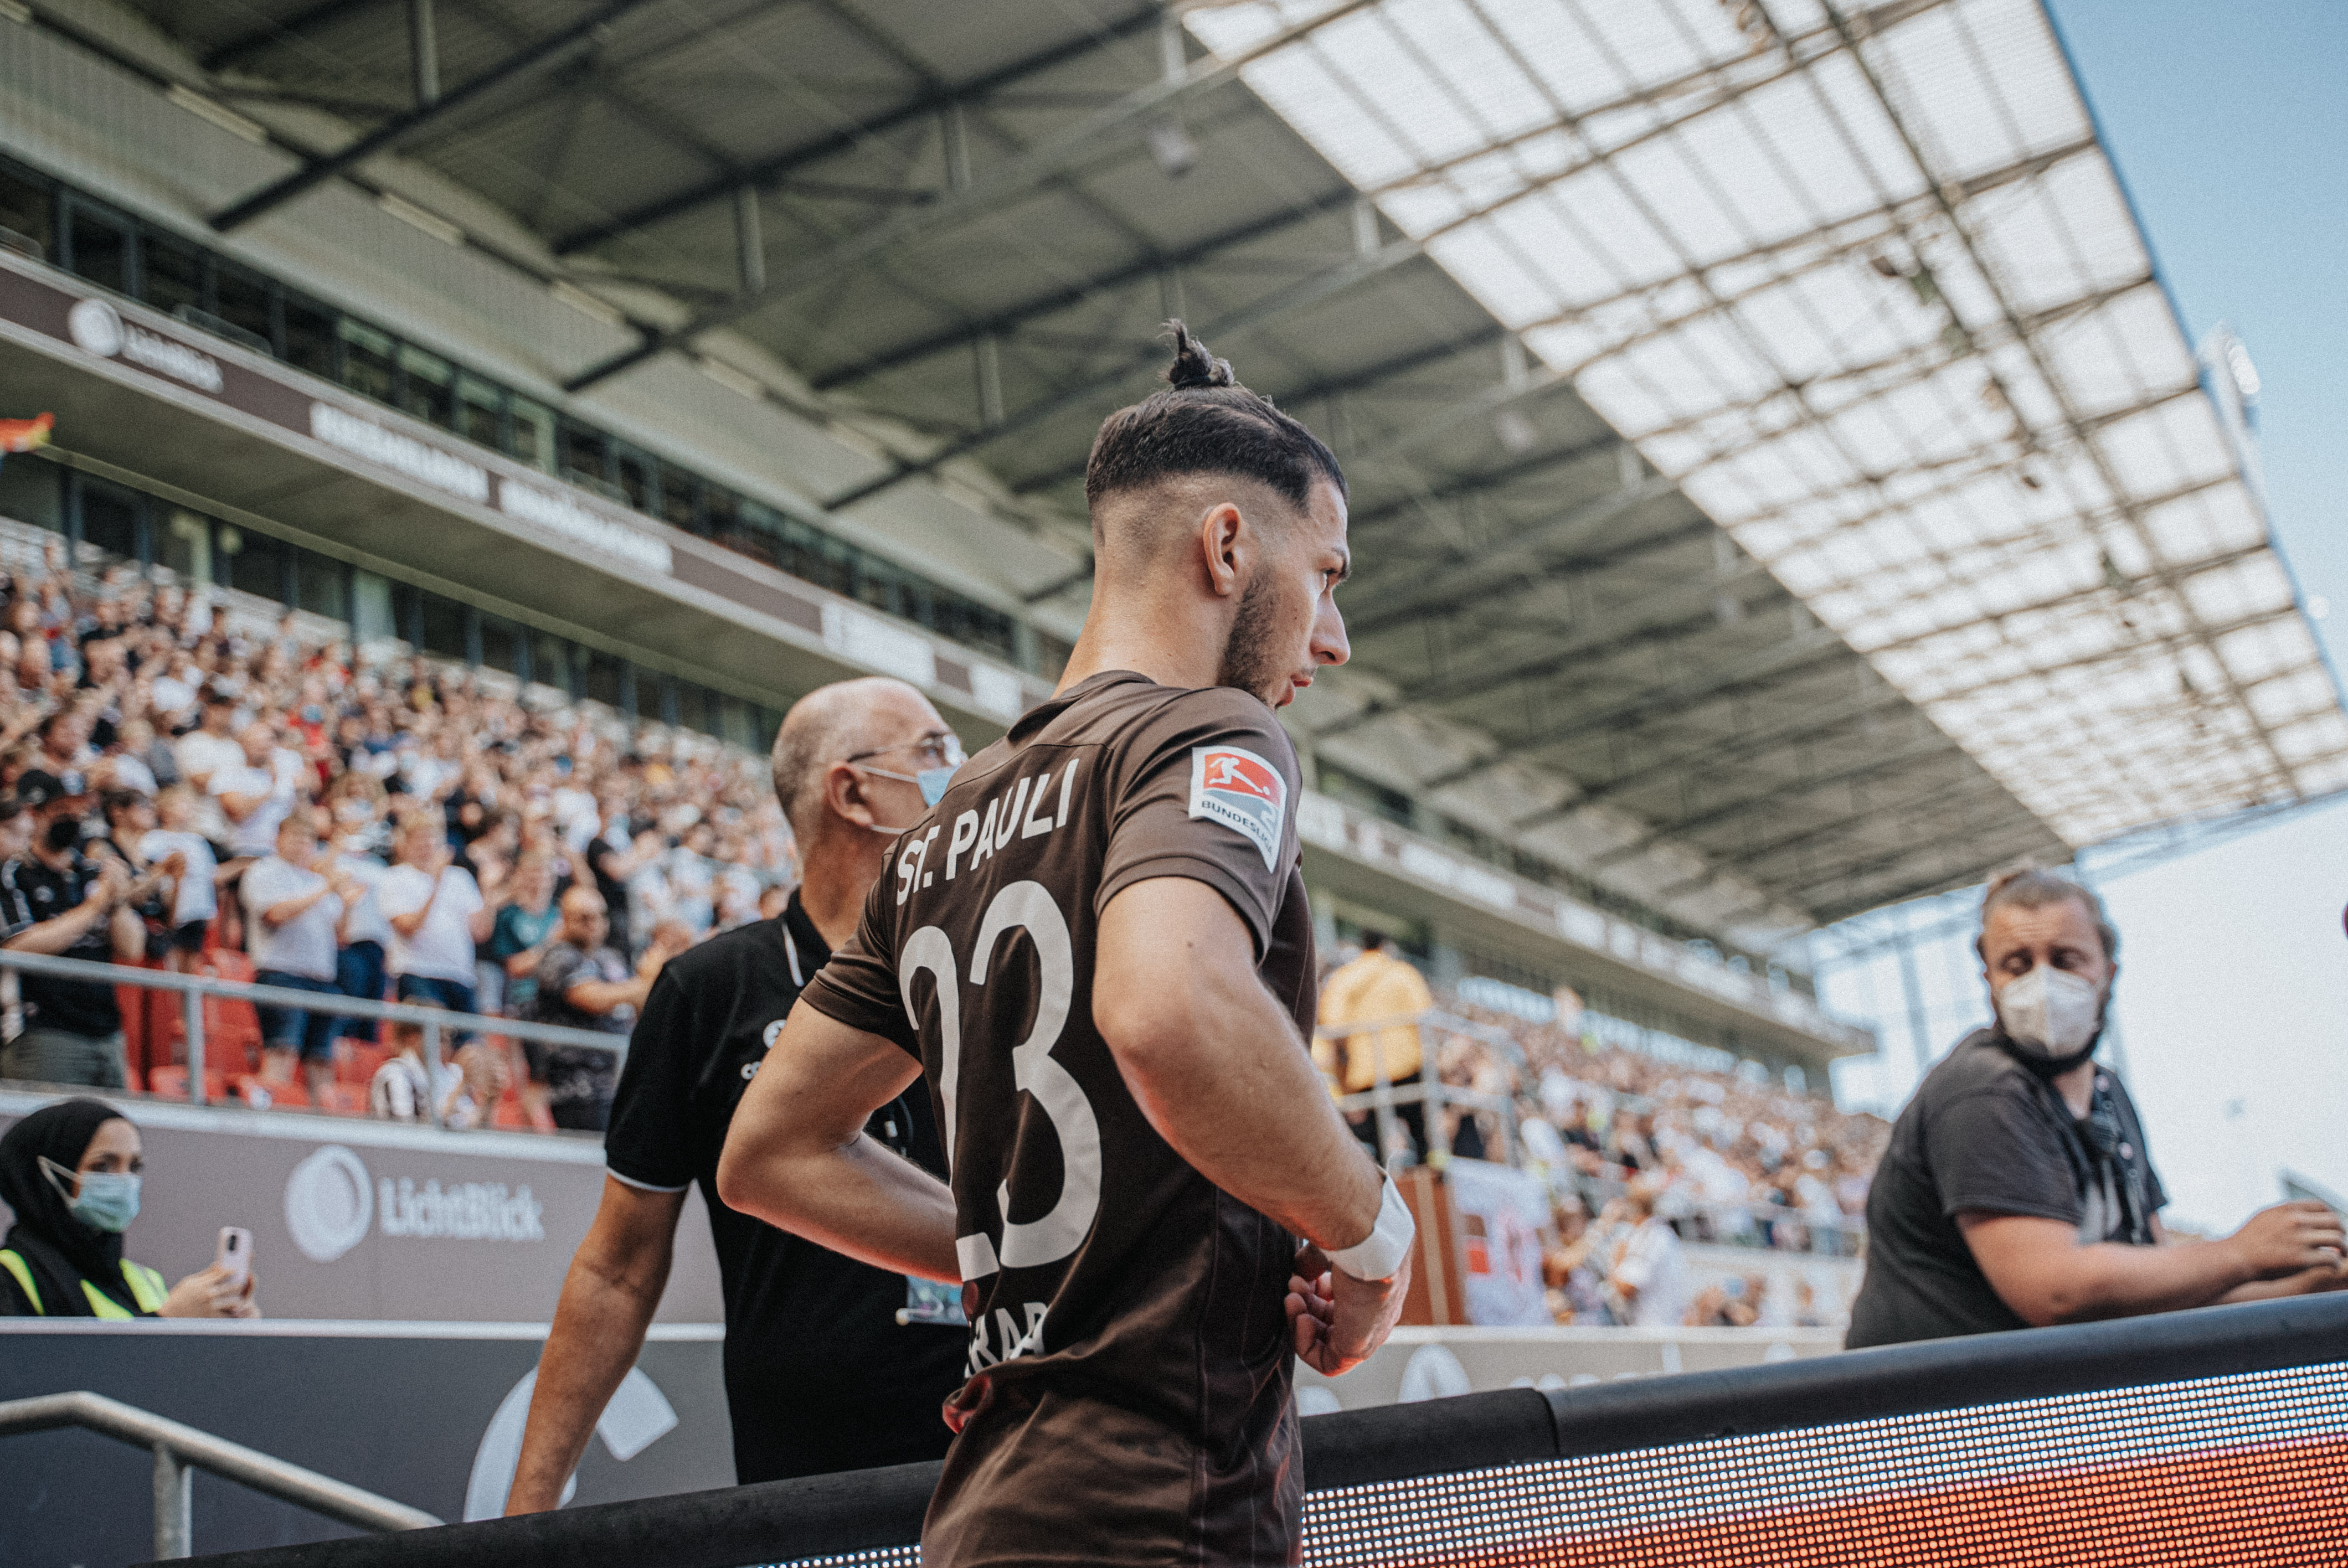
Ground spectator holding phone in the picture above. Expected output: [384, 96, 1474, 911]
[0, 1098, 258, 1317]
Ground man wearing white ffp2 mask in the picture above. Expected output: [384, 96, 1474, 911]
[1848, 868, 2348, 1349]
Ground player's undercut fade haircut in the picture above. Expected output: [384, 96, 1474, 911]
[1083, 321, 1346, 514]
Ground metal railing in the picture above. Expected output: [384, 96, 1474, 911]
[0, 1390, 440, 1559]
[1315, 1007, 1526, 1169]
[0, 948, 630, 1127]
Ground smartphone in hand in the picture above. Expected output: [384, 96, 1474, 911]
[214, 1226, 253, 1290]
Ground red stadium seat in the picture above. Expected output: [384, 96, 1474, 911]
[314, 1082, 367, 1117]
[236, 1075, 311, 1111]
[146, 1066, 230, 1103]
[335, 1042, 388, 1086]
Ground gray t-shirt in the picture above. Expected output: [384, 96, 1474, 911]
[1846, 1030, 2165, 1349]
[241, 856, 342, 982]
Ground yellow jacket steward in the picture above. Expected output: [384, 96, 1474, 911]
[1315, 949, 1433, 1094]
[0, 1248, 170, 1318]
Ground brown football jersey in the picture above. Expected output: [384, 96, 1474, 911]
[801, 669, 1318, 1567]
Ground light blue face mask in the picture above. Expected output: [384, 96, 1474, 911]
[853, 763, 959, 812]
[43, 1156, 142, 1234]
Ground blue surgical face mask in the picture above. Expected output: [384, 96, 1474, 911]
[854, 764, 957, 809]
[43, 1156, 141, 1234]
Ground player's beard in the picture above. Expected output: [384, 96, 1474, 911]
[1214, 571, 1284, 701]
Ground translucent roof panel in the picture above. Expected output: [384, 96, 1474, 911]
[1192, 0, 2348, 847]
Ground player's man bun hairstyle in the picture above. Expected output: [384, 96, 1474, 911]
[1084, 320, 1346, 512]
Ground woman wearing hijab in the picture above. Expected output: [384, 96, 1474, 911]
[0, 1098, 258, 1318]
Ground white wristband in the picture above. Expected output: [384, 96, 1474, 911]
[1325, 1175, 1415, 1282]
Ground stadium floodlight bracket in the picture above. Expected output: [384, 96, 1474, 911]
[209, 0, 661, 234]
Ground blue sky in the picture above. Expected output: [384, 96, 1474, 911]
[1826, 1, 2348, 1232]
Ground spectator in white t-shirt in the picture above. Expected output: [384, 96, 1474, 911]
[172, 688, 245, 840]
[243, 808, 359, 1102]
[214, 720, 306, 861]
[138, 784, 221, 969]
[376, 816, 490, 1024]
[1609, 1183, 1693, 1329]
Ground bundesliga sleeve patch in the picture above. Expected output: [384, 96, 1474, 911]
[1187, 745, 1288, 873]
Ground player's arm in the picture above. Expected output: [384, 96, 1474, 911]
[1958, 1200, 2346, 1326]
[715, 1000, 959, 1282]
[506, 1178, 687, 1515]
[1094, 875, 1408, 1375]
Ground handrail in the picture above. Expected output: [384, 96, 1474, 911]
[1313, 1005, 1523, 1167]
[0, 1389, 440, 1560]
[160, 1292, 2348, 1568]
[0, 948, 627, 1116]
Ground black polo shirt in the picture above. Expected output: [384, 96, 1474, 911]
[0, 852, 122, 1036]
[1847, 1029, 2166, 1349]
[602, 892, 965, 1484]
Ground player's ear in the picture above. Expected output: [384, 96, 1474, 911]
[1197, 502, 1244, 600]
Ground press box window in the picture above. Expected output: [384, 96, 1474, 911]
[75, 474, 142, 563]
[456, 375, 505, 451]
[0, 162, 53, 260]
[338, 319, 397, 403]
[398, 345, 455, 429]
[509, 398, 556, 473]
[159, 511, 213, 587]
[61, 198, 133, 295]
[282, 294, 338, 380]
[214, 262, 276, 355]
[295, 553, 348, 622]
[0, 452, 63, 534]
[142, 231, 205, 320]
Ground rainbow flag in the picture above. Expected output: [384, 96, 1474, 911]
[0, 412, 53, 459]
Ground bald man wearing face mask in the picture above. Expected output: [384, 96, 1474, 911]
[507, 677, 970, 1507]
[1847, 867, 2348, 1349]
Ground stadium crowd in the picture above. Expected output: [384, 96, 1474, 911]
[1423, 996, 1886, 1327]
[0, 542, 795, 1129]
[0, 538, 1882, 1325]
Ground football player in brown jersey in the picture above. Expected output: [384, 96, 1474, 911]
[722, 322, 1411, 1565]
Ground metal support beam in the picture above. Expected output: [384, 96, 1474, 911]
[561, 0, 1383, 393]
[202, 0, 388, 72]
[212, 0, 661, 233]
[553, 4, 1167, 254]
[408, 0, 440, 106]
[1661, 773, 2016, 894]
[820, 234, 1424, 509]
[1383, 555, 1785, 719]
[1813, 0, 2300, 798]
[1799, 818, 2069, 924]
[733, 185, 765, 296]
[1410, 622, 1852, 792]
[1342, 473, 1680, 636]
[1590, 730, 1966, 869]
[1538, 676, 1915, 820]
[974, 334, 1005, 427]
[813, 187, 1360, 392]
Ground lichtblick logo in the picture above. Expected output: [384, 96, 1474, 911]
[284, 1144, 374, 1262]
[65, 297, 123, 359]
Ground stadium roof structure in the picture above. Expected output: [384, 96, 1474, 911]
[94, 0, 2347, 953]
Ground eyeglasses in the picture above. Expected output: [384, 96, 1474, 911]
[843, 730, 965, 773]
